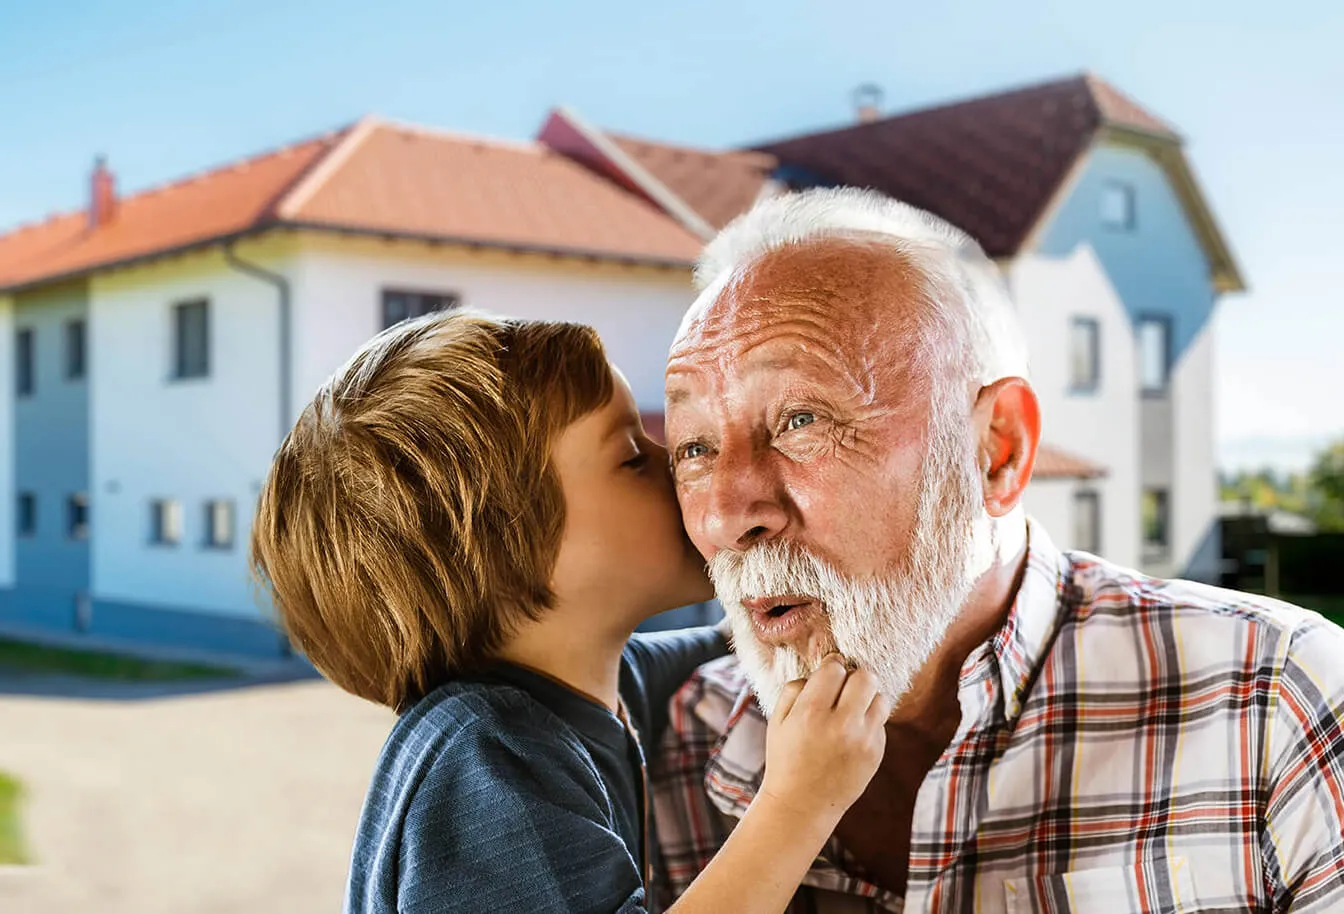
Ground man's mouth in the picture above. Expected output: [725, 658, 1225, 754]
[740, 595, 823, 646]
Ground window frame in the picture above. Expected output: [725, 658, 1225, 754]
[1072, 488, 1102, 554]
[17, 492, 37, 537]
[203, 499, 235, 550]
[171, 299, 211, 381]
[65, 318, 87, 381]
[150, 498, 184, 547]
[380, 288, 461, 332]
[1101, 181, 1136, 231]
[67, 492, 89, 541]
[1137, 314, 1174, 396]
[1142, 487, 1171, 557]
[16, 327, 34, 397]
[1069, 315, 1101, 394]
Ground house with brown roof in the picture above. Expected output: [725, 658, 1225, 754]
[542, 72, 1244, 585]
[0, 73, 1228, 655]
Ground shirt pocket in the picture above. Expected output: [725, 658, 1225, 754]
[1003, 856, 1198, 914]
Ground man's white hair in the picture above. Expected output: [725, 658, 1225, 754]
[690, 187, 1030, 388]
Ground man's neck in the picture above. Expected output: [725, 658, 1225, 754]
[494, 607, 634, 712]
[890, 515, 1031, 731]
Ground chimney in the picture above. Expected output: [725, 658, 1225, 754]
[89, 155, 117, 229]
[852, 83, 885, 124]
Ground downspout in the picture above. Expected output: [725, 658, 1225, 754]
[223, 243, 291, 447]
[223, 242, 295, 658]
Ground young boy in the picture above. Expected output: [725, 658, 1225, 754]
[250, 310, 890, 914]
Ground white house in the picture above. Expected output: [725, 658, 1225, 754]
[543, 71, 1243, 583]
[0, 73, 1242, 656]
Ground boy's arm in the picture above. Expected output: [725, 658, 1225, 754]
[394, 722, 649, 914]
[625, 623, 729, 746]
[668, 659, 891, 914]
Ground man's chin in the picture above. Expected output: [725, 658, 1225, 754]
[734, 634, 845, 717]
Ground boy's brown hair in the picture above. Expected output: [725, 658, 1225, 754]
[250, 309, 613, 711]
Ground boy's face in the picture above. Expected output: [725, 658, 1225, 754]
[549, 366, 713, 626]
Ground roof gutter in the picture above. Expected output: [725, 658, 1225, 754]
[222, 242, 292, 448]
[0, 221, 694, 297]
[0, 230, 260, 296]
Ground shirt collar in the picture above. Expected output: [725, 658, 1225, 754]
[700, 517, 1072, 816]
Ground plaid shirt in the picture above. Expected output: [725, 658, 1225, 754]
[651, 522, 1344, 913]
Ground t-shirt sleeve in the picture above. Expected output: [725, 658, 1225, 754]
[397, 718, 649, 914]
[624, 626, 729, 748]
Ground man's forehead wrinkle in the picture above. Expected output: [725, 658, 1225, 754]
[669, 237, 931, 405]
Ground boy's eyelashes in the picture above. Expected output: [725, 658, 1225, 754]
[622, 450, 649, 470]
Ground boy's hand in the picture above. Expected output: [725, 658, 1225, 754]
[759, 655, 891, 826]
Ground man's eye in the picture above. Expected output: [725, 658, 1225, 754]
[678, 442, 709, 461]
[786, 412, 817, 431]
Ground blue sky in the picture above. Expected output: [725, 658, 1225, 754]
[2, 0, 1340, 470]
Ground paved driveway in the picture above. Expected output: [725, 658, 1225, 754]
[0, 677, 394, 913]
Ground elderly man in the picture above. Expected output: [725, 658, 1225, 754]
[652, 188, 1344, 913]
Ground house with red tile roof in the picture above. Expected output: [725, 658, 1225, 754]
[0, 118, 709, 652]
[0, 73, 1225, 655]
[542, 72, 1244, 585]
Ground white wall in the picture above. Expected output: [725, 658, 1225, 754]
[288, 235, 696, 415]
[1008, 246, 1141, 570]
[1172, 317, 1219, 580]
[84, 233, 696, 624]
[1024, 478, 1078, 555]
[89, 239, 291, 617]
[0, 294, 13, 587]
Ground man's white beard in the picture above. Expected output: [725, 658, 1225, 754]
[708, 413, 987, 717]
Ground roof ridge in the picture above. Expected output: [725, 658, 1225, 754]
[747, 72, 1092, 148]
[274, 115, 383, 220]
[552, 107, 717, 240]
[136, 123, 355, 200]
[375, 118, 543, 153]
[610, 130, 777, 167]
[1080, 72, 1180, 139]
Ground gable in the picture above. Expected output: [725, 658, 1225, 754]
[1034, 143, 1218, 363]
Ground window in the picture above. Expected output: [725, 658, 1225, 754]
[1069, 317, 1100, 392]
[65, 319, 87, 380]
[68, 493, 89, 540]
[1138, 316, 1172, 394]
[203, 499, 234, 549]
[150, 499, 183, 546]
[1073, 490, 1101, 554]
[381, 289, 460, 331]
[172, 299, 210, 379]
[16, 328, 34, 396]
[17, 493, 36, 537]
[1142, 488, 1170, 553]
[1101, 181, 1135, 230]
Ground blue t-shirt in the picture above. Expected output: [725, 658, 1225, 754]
[344, 627, 728, 914]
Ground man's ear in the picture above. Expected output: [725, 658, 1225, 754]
[973, 377, 1041, 518]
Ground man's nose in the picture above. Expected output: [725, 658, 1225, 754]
[699, 439, 789, 554]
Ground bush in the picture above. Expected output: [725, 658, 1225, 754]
[0, 771, 29, 866]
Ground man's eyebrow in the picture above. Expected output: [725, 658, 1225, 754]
[666, 387, 691, 406]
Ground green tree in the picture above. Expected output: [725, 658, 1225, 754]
[1308, 439, 1344, 531]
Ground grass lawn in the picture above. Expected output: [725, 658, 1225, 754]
[0, 771, 28, 866]
[0, 638, 235, 682]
